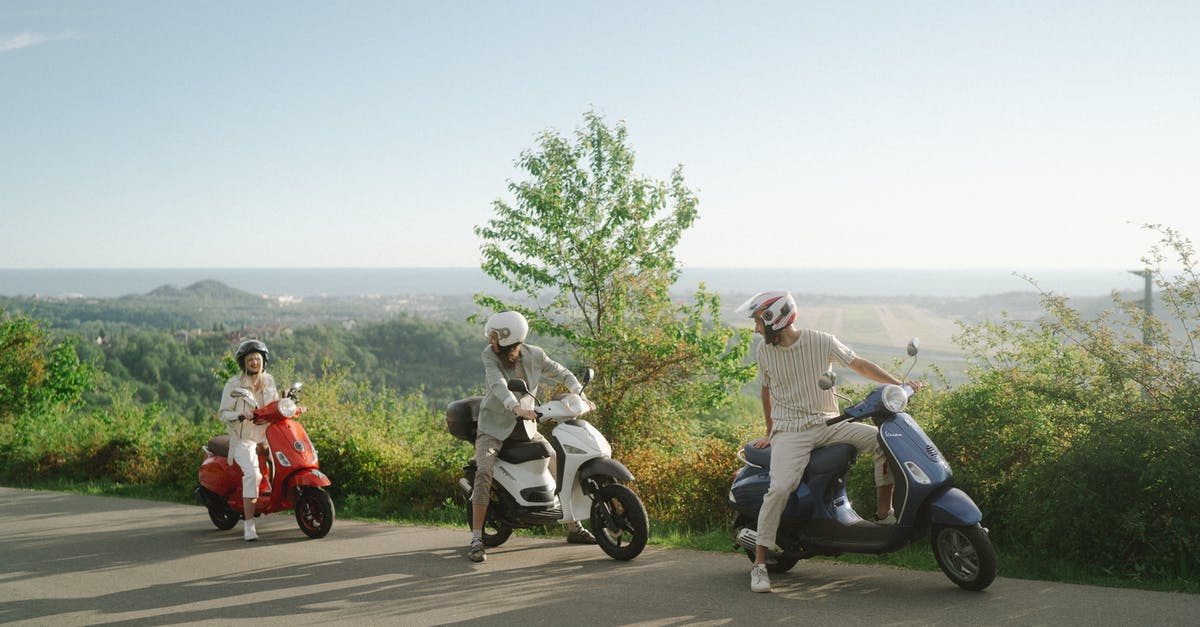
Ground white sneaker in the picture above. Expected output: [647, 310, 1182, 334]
[243, 520, 258, 542]
[875, 509, 896, 525]
[750, 563, 771, 593]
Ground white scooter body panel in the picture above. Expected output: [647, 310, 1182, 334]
[553, 420, 611, 522]
[491, 456, 558, 508]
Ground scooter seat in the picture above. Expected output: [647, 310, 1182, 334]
[499, 439, 554, 464]
[207, 435, 230, 458]
[742, 442, 857, 475]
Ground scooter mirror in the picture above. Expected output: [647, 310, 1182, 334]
[907, 337, 920, 357]
[507, 378, 530, 395]
[229, 387, 254, 400]
[580, 368, 594, 387]
[292, 382, 303, 392]
[818, 370, 837, 390]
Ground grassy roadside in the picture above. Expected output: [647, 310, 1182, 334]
[7, 479, 1196, 595]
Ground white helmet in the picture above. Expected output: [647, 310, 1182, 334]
[736, 291, 797, 332]
[484, 311, 529, 347]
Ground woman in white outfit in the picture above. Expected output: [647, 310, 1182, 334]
[217, 339, 279, 542]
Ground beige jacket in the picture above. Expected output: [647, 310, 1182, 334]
[477, 344, 581, 440]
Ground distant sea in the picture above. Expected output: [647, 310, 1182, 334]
[0, 267, 1144, 299]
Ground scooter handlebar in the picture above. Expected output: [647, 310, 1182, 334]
[825, 413, 851, 427]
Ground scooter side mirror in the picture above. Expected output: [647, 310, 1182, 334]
[507, 378, 530, 395]
[291, 382, 303, 393]
[229, 387, 259, 408]
[580, 368, 594, 387]
[818, 370, 837, 391]
[907, 337, 920, 357]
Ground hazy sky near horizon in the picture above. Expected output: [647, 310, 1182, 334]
[2, 2, 1197, 271]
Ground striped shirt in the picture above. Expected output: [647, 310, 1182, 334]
[757, 329, 856, 429]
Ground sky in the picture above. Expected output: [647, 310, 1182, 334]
[2, 1, 1197, 271]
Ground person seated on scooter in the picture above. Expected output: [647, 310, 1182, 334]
[737, 291, 922, 593]
[217, 339, 279, 542]
[469, 310, 597, 563]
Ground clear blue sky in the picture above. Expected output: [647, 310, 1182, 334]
[2, 1, 1197, 270]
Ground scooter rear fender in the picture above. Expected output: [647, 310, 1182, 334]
[926, 487, 983, 526]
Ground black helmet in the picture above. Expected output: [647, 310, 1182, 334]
[235, 339, 269, 370]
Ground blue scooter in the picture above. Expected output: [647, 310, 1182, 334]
[728, 339, 996, 591]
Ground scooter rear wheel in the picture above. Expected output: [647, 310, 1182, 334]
[208, 505, 239, 530]
[734, 515, 800, 573]
[931, 523, 996, 591]
[590, 484, 648, 561]
[463, 494, 513, 547]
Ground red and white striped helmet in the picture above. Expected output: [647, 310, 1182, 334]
[736, 291, 797, 332]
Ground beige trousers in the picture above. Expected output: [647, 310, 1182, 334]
[756, 421, 893, 549]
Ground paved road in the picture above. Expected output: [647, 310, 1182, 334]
[1, 487, 1194, 625]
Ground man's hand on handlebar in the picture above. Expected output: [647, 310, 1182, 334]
[513, 407, 538, 421]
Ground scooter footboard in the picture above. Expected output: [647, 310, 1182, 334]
[926, 487, 983, 526]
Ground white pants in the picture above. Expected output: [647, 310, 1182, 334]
[229, 438, 263, 499]
[756, 421, 892, 549]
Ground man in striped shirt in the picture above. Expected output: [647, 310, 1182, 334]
[737, 291, 922, 593]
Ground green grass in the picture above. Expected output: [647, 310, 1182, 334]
[8, 478, 1197, 594]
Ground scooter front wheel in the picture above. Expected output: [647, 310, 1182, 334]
[590, 484, 648, 561]
[931, 523, 996, 591]
[295, 487, 335, 538]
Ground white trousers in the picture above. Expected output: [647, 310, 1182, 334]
[756, 421, 892, 549]
[229, 438, 263, 498]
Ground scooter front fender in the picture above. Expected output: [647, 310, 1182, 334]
[927, 487, 983, 526]
[286, 468, 332, 489]
[578, 457, 634, 483]
[269, 468, 332, 510]
[560, 457, 635, 523]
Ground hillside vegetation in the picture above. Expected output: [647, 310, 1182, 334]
[2, 113, 1195, 591]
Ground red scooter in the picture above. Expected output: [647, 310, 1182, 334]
[194, 382, 335, 538]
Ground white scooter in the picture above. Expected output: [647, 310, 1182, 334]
[445, 369, 649, 560]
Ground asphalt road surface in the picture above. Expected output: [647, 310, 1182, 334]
[1, 487, 1195, 626]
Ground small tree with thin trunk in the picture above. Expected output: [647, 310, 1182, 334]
[474, 111, 753, 449]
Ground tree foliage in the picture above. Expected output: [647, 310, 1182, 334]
[926, 224, 1200, 579]
[0, 309, 94, 421]
[474, 111, 754, 447]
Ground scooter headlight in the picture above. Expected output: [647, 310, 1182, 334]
[278, 398, 298, 418]
[881, 385, 908, 414]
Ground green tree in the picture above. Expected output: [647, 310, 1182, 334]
[0, 309, 95, 421]
[474, 111, 754, 448]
